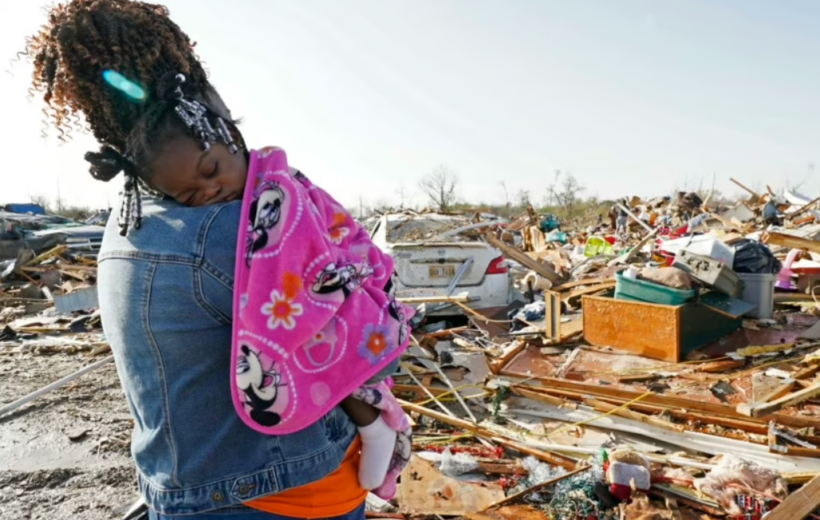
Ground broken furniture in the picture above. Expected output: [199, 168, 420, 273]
[583, 294, 742, 362]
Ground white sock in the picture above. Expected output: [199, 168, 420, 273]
[358, 415, 397, 490]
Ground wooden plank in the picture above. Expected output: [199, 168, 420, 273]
[586, 398, 684, 433]
[762, 231, 820, 255]
[399, 399, 578, 470]
[695, 359, 746, 373]
[731, 178, 761, 199]
[553, 278, 610, 293]
[474, 460, 526, 476]
[771, 446, 820, 459]
[758, 380, 797, 404]
[737, 383, 820, 417]
[563, 282, 617, 303]
[23, 245, 68, 267]
[488, 436, 578, 471]
[393, 384, 450, 399]
[784, 473, 820, 485]
[500, 374, 820, 429]
[544, 290, 554, 339]
[790, 196, 820, 218]
[794, 364, 820, 381]
[559, 318, 584, 341]
[425, 326, 469, 339]
[485, 233, 564, 285]
[513, 382, 781, 436]
[616, 373, 661, 383]
[482, 466, 591, 510]
[763, 475, 820, 520]
[551, 386, 820, 432]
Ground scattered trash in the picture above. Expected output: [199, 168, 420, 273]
[6, 193, 820, 519]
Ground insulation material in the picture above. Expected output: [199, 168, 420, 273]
[692, 455, 787, 515]
[438, 447, 479, 476]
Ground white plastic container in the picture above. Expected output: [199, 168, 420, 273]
[737, 273, 777, 319]
[660, 234, 735, 267]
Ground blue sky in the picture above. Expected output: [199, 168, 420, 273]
[3, 0, 820, 210]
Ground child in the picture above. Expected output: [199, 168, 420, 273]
[110, 73, 413, 496]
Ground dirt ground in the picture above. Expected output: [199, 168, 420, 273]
[0, 353, 138, 520]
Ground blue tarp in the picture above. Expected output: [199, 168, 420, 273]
[2, 204, 46, 215]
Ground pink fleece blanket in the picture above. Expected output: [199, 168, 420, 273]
[231, 147, 413, 435]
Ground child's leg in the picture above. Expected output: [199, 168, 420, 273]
[341, 397, 397, 490]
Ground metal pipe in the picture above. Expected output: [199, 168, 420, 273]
[0, 355, 114, 417]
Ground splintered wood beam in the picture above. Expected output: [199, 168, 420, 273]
[762, 232, 820, 255]
[737, 383, 820, 418]
[730, 178, 761, 199]
[791, 196, 820, 218]
[794, 364, 820, 381]
[695, 359, 746, 373]
[399, 398, 577, 470]
[758, 380, 798, 404]
[481, 466, 591, 510]
[763, 475, 820, 520]
[485, 233, 564, 284]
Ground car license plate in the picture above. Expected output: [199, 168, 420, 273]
[429, 265, 456, 279]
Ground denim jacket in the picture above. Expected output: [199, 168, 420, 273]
[98, 198, 357, 516]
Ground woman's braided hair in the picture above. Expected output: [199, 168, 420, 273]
[24, 0, 214, 234]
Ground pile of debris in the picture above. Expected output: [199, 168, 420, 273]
[385, 183, 820, 519]
[1, 245, 99, 318]
[1, 210, 105, 263]
[3, 184, 820, 519]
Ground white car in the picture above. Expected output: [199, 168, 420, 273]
[369, 214, 513, 312]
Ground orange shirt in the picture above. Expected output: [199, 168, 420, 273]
[245, 437, 367, 519]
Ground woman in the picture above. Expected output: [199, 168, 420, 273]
[25, 1, 370, 518]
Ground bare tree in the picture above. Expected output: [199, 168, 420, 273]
[547, 171, 585, 219]
[395, 185, 407, 209]
[499, 181, 511, 210]
[371, 198, 392, 215]
[358, 195, 366, 220]
[545, 170, 561, 207]
[30, 194, 53, 213]
[419, 166, 459, 212]
[515, 189, 531, 209]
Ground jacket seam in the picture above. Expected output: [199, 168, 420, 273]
[193, 205, 222, 261]
[192, 205, 234, 324]
[142, 262, 182, 488]
[193, 268, 231, 324]
[99, 250, 196, 265]
[136, 442, 334, 493]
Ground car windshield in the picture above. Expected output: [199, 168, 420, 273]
[386, 215, 477, 243]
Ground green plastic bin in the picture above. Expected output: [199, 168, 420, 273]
[614, 272, 695, 306]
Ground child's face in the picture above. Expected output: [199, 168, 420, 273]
[150, 135, 249, 207]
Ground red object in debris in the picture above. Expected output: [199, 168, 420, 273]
[604, 236, 616, 245]
[609, 483, 634, 501]
[415, 444, 505, 459]
[669, 224, 689, 237]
